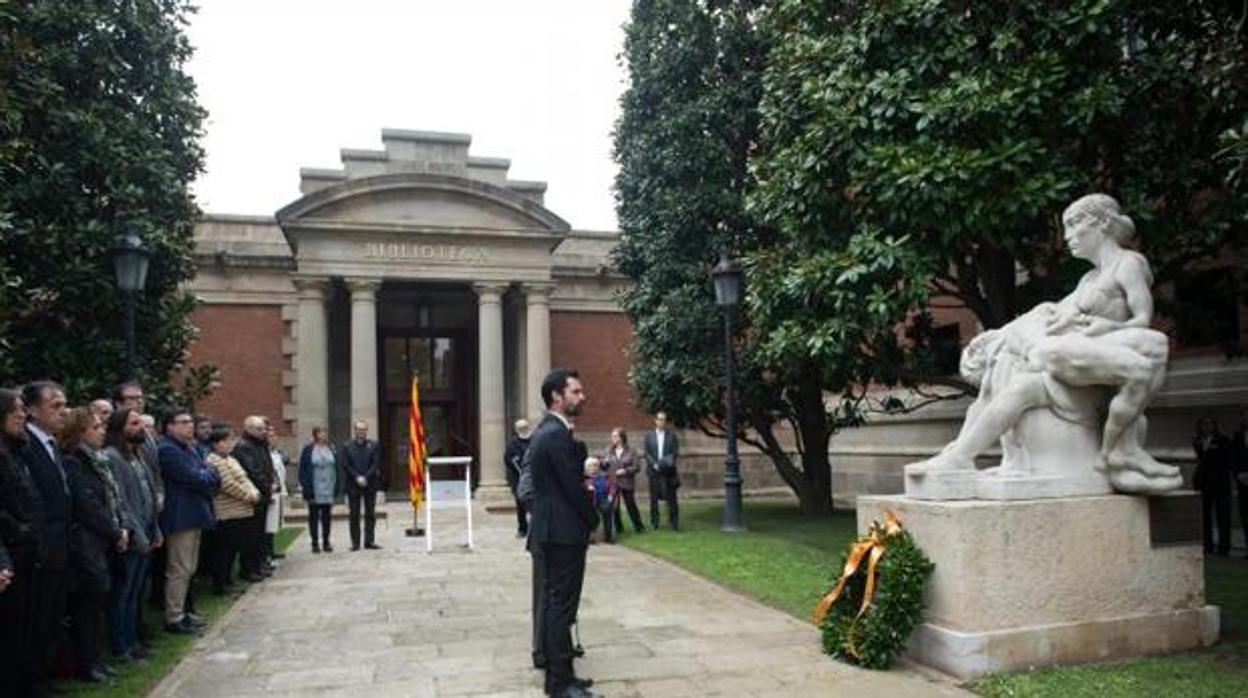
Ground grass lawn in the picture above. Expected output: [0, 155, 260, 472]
[55, 526, 302, 698]
[619, 498, 1248, 697]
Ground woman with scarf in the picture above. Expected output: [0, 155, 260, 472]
[63, 407, 127, 683]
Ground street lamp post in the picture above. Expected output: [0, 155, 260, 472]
[712, 250, 744, 532]
[111, 228, 152, 380]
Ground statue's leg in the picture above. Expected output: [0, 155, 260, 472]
[911, 374, 1047, 472]
[1096, 334, 1177, 479]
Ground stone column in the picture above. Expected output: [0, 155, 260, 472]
[347, 278, 381, 434]
[294, 277, 330, 441]
[475, 282, 508, 499]
[523, 282, 555, 421]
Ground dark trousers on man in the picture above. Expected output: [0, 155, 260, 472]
[530, 543, 545, 667]
[242, 501, 269, 575]
[648, 474, 680, 530]
[515, 497, 529, 536]
[615, 488, 644, 533]
[1202, 487, 1232, 554]
[308, 504, 333, 548]
[540, 542, 587, 696]
[347, 484, 377, 548]
[30, 565, 69, 692]
[1238, 483, 1248, 557]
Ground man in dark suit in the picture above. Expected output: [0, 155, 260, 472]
[643, 411, 681, 531]
[341, 420, 382, 551]
[232, 416, 275, 578]
[1194, 416, 1234, 556]
[528, 368, 599, 698]
[1233, 411, 1248, 559]
[18, 381, 71, 697]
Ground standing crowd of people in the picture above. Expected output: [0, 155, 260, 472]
[1192, 413, 1248, 557]
[0, 379, 290, 697]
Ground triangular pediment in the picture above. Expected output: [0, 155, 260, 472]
[276, 173, 570, 234]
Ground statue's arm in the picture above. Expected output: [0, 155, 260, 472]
[1114, 254, 1154, 328]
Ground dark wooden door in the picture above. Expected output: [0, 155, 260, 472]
[378, 330, 476, 492]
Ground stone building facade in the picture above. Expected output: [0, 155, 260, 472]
[189, 128, 649, 496]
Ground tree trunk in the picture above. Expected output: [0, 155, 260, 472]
[974, 244, 1018, 328]
[792, 377, 833, 514]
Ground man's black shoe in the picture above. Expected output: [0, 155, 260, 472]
[164, 618, 200, 635]
[323, 542, 333, 552]
[77, 667, 108, 683]
[365, 543, 382, 550]
[312, 544, 321, 554]
[553, 685, 601, 698]
[351, 544, 361, 551]
[571, 676, 594, 688]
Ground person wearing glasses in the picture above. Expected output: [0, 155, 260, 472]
[156, 409, 220, 635]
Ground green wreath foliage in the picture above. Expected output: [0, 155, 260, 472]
[819, 529, 934, 669]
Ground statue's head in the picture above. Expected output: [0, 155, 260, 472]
[1062, 194, 1135, 260]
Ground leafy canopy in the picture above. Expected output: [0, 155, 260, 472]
[0, 0, 207, 405]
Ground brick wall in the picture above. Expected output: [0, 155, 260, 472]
[188, 304, 289, 434]
[550, 311, 650, 431]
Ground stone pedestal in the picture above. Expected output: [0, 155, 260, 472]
[857, 493, 1219, 679]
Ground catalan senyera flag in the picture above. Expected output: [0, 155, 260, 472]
[408, 374, 427, 508]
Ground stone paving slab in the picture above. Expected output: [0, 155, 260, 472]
[150, 503, 969, 697]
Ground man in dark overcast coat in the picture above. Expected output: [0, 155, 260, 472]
[527, 368, 599, 698]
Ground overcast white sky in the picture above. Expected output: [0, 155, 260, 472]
[186, 1, 631, 231]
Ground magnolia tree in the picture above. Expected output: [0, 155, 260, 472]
[614, 0, 934, 513]
[751, 0, 1248, 332]
[0, 0, 211, 406]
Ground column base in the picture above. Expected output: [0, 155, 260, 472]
[475, 482, 517, 513]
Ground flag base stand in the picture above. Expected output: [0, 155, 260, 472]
[406, 506, 425, 536]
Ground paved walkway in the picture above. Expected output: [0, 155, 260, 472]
[151, 502, 968, 697]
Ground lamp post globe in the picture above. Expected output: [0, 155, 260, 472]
[711, 253, 742, 309]
[712, 250, 745, 532]
[111, 227, 152, 379]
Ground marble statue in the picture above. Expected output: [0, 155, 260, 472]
[905, 194, 1183, 499]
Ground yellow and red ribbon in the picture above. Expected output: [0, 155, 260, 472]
[812, 510, 903, 658]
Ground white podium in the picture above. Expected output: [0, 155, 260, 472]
[424, 456, 474, 553]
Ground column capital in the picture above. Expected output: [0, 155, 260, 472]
[345, 277, 382, 298]
[472, 282, 508, 302]
[292, 276, 330, 299]
[521, 281, 557, 303]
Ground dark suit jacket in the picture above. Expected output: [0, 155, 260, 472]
[602, 446, 640, 491]
[340, 438, 382, 489]
[19, 425, 73, 570]
[643, 428, 680, 477]
[233, 435, 275, 497]
[528, 413, 595, 546]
